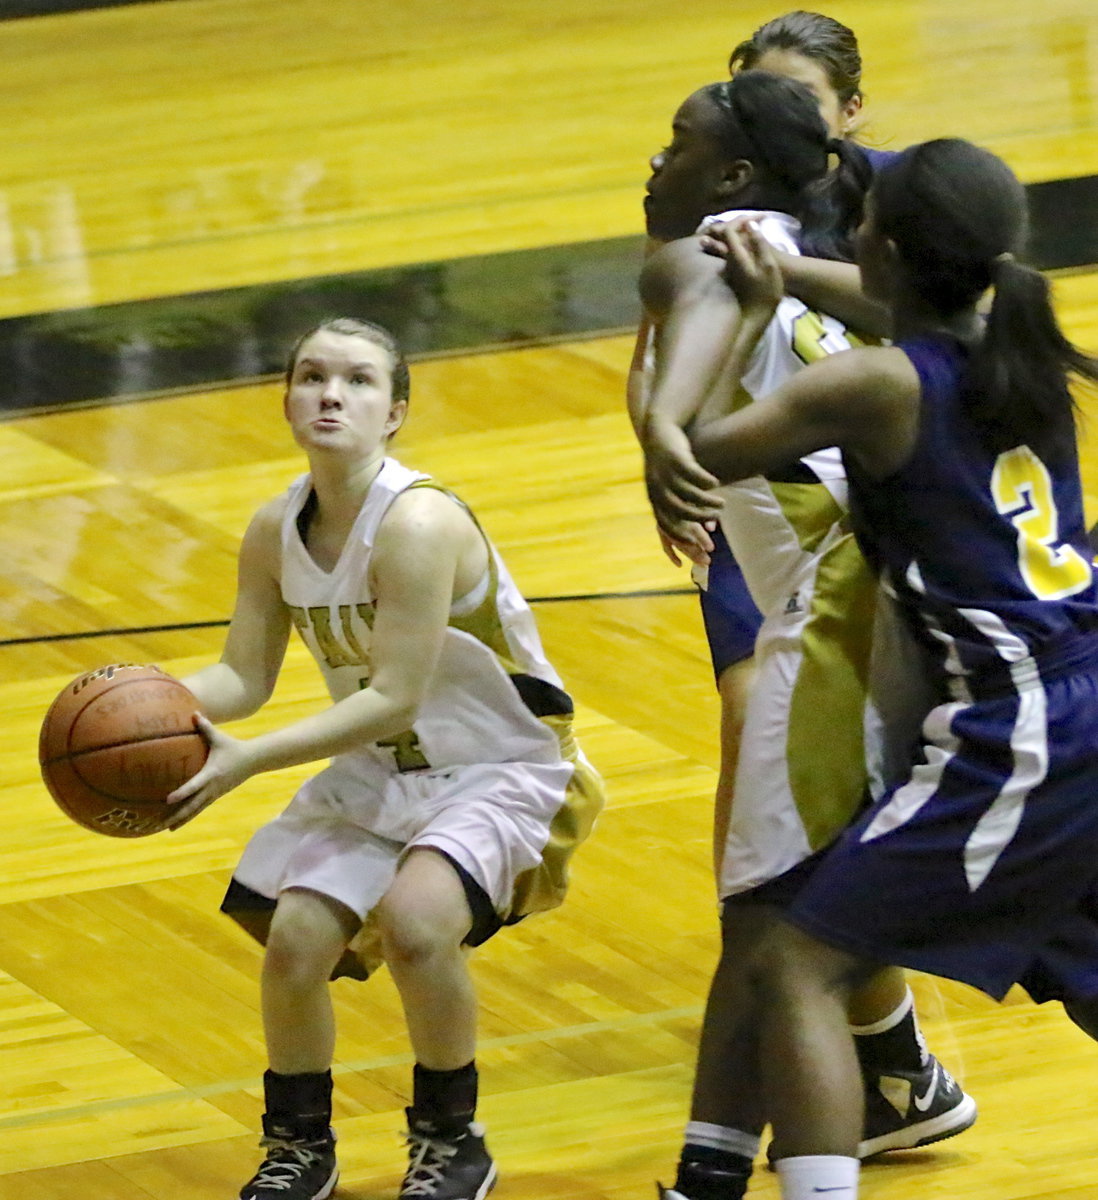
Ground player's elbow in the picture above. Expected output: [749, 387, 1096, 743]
[241, 678, 278, 718]
[383, 696, 422, 734]
[207, 666, 277, 723]
[690, 425, 736, 482]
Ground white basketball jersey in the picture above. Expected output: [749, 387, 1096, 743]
[280, 457, 568, 777]
[693, 210, 856, 615]
[645, 211, 917, 895]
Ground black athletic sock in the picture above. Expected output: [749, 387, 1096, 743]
[411, 1060, 479, 1132]
[262, 1068, 333, 1142]
[674, 1143, 752, 1200]
[852, 990, 927, 1074]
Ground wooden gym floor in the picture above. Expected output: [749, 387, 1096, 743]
[1, 2, 1097, 1198]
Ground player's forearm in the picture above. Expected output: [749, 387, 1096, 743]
[696, 306, 771, 426]
[181, 662, 270, 724]
[645, 313, 729, 431]
[648, 293, 771, 436]
[642, 304, 768, 492]
[778, 253, 890, 338]
[691, 415, 760, 485]
[243, 685, 419, 775]
[627, 365, 650, 438]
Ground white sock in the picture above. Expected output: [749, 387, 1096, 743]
[848, 985, 912, 1036]
[849, 985, 929, 1068]
[683, 1119, 760, 1159]
[776, 1154, 859, 1200]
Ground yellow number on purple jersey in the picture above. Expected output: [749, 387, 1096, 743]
[991, 445, 1092, 600]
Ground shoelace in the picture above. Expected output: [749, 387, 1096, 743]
[248, 1137, 329, 1192]
[401, 1128, 460, 1197]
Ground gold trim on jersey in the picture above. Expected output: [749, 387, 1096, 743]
[508, 730, 605, 919]
[401, 484, 605, 918]
[786, 534, 879, 850]
[405, 479, 525, 672]
[770, 480, 847, 555]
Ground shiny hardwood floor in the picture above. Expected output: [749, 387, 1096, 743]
[1, 0, 1097, 318]
[1, 1, 1098, 1198]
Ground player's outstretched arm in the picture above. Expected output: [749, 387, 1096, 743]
[691, 345, 919, 485]
[777, 251, 890, 338]
[699, 214, 890, 338]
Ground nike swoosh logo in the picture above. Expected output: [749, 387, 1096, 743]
[812, 1189, 852, 1194]
[913, 1064, 938, 1111]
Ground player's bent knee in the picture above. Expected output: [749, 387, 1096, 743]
[744, 920, 866, 1009]
[378, 849, 474, 962]
[377, 898, 470, 965]
[265, 890, 358, 980]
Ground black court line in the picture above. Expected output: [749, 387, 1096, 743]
[0, 588, 696, 650]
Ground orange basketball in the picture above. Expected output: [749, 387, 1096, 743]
[39, 663, 208, 838]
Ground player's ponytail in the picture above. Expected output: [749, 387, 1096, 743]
[874, 139, 1098, 460]
[971, 254, 1098, 459]
[707, 73, 869, 260]
[800, 137, 874, 262]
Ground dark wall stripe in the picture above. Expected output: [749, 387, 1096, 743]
[1026, 175, 1098, 272]
[0, 0, 156, 18]
[0, 238, 644, 415]
[1, 177, 1095, 417]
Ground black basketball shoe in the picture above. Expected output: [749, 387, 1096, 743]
[399, 1108, 496, 1200]
[238, 1120, 338, 1200]
[859, 1055, 977, 1157]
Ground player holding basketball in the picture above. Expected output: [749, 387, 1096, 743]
[638, 69, 974, 1200]
[665, 137, 1098, 1200]
[166, 317, 603, 1200]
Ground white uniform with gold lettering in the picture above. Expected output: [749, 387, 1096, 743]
[687, 211, 928, 898]
[230, 458, 603, 929]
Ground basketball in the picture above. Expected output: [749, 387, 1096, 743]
[39, 663, 208, 838]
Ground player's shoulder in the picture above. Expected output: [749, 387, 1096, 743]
[645, 235, 718, 281]
[238, 493, 292, 568]
[859, 145, 903, 172]
[249, 491, 292, 535]
[640, 235, 726, 315]
[379, 482, 476, 548]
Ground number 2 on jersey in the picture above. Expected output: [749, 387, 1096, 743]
[991, 445, 1092, 600]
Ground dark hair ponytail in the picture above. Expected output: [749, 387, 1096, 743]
[874, 139, 1098, 458]
[971, 257, 1098, 457]
[706, 72, 869, 259]
[799, 137, 874, 261]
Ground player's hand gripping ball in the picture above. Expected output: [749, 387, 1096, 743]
[39, 663, 208, 837]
